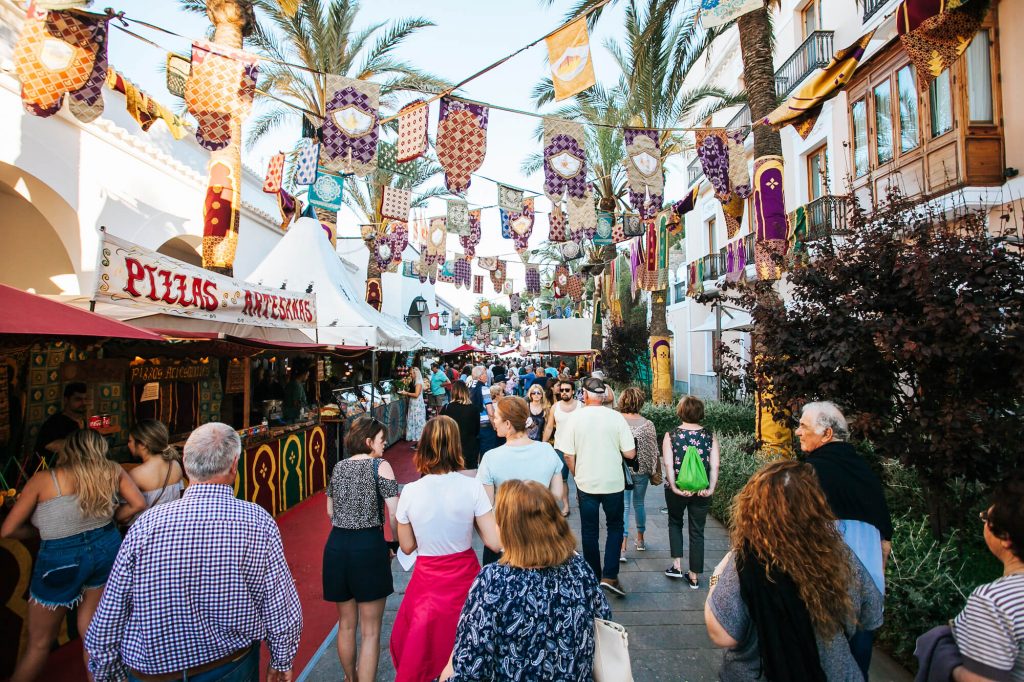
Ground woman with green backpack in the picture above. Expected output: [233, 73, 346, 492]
[662, 395, 719, 588]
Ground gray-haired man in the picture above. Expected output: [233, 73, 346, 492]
[797, 401, 892, 679]
[86, 423, 302, 682]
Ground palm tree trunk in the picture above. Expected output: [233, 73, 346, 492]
[202, 1, 252, 276]
[738, 4, 792, 455]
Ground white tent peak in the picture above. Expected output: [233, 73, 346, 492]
[245, 217, 423, 350]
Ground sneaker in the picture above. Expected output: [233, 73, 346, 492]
[619, 555, 628, 563]
[600, 578, 626, 597]
[635, 539, 647, 551]
[660, 507, 669, 514]
[664, 566, 684, 579]
[687, 573, 700, 590]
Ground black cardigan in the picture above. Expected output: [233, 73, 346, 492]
[806, 441, 893, 541]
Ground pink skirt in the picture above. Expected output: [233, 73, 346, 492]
[390, 548, 481, 682]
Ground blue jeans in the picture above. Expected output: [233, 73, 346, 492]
[127, 644, 260, 682]
[623, 474, 650, 536]
[578, 489, 624, 581]
[849, 629, 875, 680]
[30, 522, 121, 608]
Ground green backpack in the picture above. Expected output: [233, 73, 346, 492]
[675, 445, 710, 492]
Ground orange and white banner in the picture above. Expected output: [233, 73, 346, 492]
[95, 232, 316, 328]
[545, 18, 596, 101]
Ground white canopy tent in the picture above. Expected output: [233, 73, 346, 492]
[245, 218, 423, 351]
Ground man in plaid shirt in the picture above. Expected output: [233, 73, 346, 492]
[86, 423, 302, 682]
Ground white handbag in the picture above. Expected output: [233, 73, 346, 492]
[593, 617, 633, 682]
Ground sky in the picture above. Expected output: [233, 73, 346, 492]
[105, 0, 693, 314]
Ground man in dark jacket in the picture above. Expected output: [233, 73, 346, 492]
[797, 400, 893, 680]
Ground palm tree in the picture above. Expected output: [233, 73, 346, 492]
[179, 0, 256, 275]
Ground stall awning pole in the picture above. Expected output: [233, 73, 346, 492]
[370, 350, 378, 408]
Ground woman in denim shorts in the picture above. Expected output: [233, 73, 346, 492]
[1, 429, 146, 682]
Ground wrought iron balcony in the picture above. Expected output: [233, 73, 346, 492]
[742, 232, 756, 258]
[688, 157, 704, 187]
[862, 0, 891, 23]
[805, 195, 851, 241]
[702, 253, 727, 280]
[775, 31, 834, 99]
[727, 105, 751, 131]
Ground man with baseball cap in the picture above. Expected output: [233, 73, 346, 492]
[560, 377, 636, 596]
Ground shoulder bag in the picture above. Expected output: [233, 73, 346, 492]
[593, 618, 633, 681]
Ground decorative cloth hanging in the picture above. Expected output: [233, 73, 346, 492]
[545, 17, 596, 101]
[639, 216, 669, 291]
[437, 261, 457, 285]
[396, 99, 429, 163]
[308, 168, 344, 211]
[897, 1, 987, 90]
[624, 129, 664, 219]
[473, 275, 484, 294]
[510, 293, 521, 312]
[67, 16, 108, 123]
[263, 153, 285, 193]
[294, 138, 319, 185]
[699, 0, 763, 29]
[594, 211, 614, 247]
[446, 199, 470, 236]
[503, 281, 514, 295]
[489, 260, 507, 293]
[568, 194, 597, 237]
[426, 217, 447, 264]
[415, 251, 437, 284]
[437, 97, 488, 194]
[723, 194, 745, 240]
[560, 240, 583, 261]
[377, 219, 408, 272]
[622, 213, 644, 238]
[454, 256, 472, 289]
[566, 275, 584, 302]
[766, 31, 875, 139]
[552, 266, 569, 299]
[320, 74, 379, 177]
[543, 119, 588, 201]
[15, 10, 103, 118]
[165, 53, 190, 98]
[498, 185, 524, 212]
[548, 203, 568, 243]
[381, 186, 412, 221]
[612, 217, 627, 244]
[673, 187, 699, 225]
[460, 210, 482, 256]
[185, 41, 258, 151]
[506, 198, 535, 253]
[525, 264, 541, 295]
[726, 129, 752, 198]
[753, 156, 789, 281]
[695, 129, 732, 201]
[477, 257, 499, 271]
[277, 189, 300, 231]
[480, 300, 492, 322]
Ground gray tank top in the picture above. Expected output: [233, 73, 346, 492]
[31, 470, 113, 540]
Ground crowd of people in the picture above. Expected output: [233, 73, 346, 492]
[1, 364, 1021, 682]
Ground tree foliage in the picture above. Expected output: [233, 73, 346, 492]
[721, 190, 1024, 535]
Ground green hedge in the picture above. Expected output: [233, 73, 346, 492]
[640, 400, 756, 441]
[708, 433, 762, 525]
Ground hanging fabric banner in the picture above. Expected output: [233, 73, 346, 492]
[490, 260, 507, 293]
[437, 97, 489, 194]
[294, 138, 319, 185]
[67, 15, 108, 123]
[622, 213, 644, 237]
[566, 275, 584, 302]
[165, 52, 190, 98]
[508, 198, 535, 253]
[185, 41, 259, 151]
[498, 185, 524, 212]
[624, 128, 664, 219]
[673, 187, 699, 225]
[543, 119, 589, 201]
[568, 194, 598, 237]
[308, 168, 344, 211]
[560, 239, 583, 261]
[545, 17, 596, 101]
[722, 194, 745, 240]
[753, 155, 789, 281]
[381, 186, 412, 221]
[277, 189, 300, 231]
[639, 216, 668, 291]
[548, 203, 568, 243]
[396, 99, 429, 163]
[553, 266, 569, 298]
[473, 275, 484, 294]
[447, 199, 470, 236]
[594, 211, 614, 247]
[320, 74, 379, 177]
[695, 129, 732, 202]
[454, 256, 472, 289]
[699, 0, 763, 29]
[426, 217, 447, 264]
[366, 277, 383, 311]
[480, 300, 492, 321]
[525, 264, 541, 295]
[726, 129, 752, 197]
[202, 160, 240, 270]
[460, 210, 482, 256]
[897, 0, 988, 89]
[263, 152, 286, 193]
[503, 281, 514, 295]
[766, 30, 875, 139]
[476, 257, 498, 271]
[381, 219, 409, 272]
[510, 293, 521, 312]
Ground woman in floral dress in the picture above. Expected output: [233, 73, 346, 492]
[401, 366, 426, 442]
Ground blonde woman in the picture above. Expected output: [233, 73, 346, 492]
[400, 365, 426, 442]
[1, 429, 145, 682]
[127, 419, 184, 514]
[524, 384, 550, 442]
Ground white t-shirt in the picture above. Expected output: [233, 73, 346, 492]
[395, 472, 492, 556]
[560, 405, 636, 494]
[551, 399, 582, 452]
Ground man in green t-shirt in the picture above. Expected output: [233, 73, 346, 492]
[561, 377, 636, 596]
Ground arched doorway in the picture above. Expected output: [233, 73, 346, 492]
[0, 182, 77, 294]
[157, 235, 203, 267]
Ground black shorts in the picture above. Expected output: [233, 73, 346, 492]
[322, 526, 394, 603]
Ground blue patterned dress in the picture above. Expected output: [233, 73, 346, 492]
[448, 554, 612, 681]
[405, 375, 426, 441]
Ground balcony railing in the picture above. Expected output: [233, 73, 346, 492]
[775, 31, 834, 99]
[862, 0, 890, 22]
[805, 195, 851, 241]
[688, 157, 704, 187]
[727, 105, 751, 131]
[701, 253, 726, 280]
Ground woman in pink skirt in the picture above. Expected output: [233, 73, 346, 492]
[392, 416, 501, 682]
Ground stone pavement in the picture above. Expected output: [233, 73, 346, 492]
[301, 479, 912, 682]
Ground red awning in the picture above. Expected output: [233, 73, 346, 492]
[224, 335, 370, 353]
[0, 284, 164, 341]
[442, 343, 483, 355]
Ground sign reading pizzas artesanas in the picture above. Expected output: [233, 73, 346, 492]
[95, 233, 317, 328]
